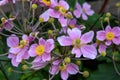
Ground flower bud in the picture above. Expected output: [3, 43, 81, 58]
[83, 71, 89, 78]
[48, 30, 53, 35]
[64, 57, 71, 63]
[8, 67, 13, 72]
[22, 65, 28, 70]
[116, 3, 120, 8]
[39, 18, 44, 23]
[48, 18, 54, 23]
[106, 12, 111, 17]
[32, 4, 38, 9]
[76, 60, 81, 65]
[104, 17, 109, 22]
[1, 17, 6, 22]
[101, 51, 106, 57]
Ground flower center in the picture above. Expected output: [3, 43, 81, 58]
[59, 65, 67, 71]
[35, 45, 45, 56]
[106, 32, 115, 40]
[41, 0, 51, 6]
[69, 24, 75, 29]
[55, 6, 66, 15]
[82, 9, 86, 13]
[19, 40, 28, 48]
[73, 38, 81, 48]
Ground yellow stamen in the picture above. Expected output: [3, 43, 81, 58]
[106, 32, 115, 40]
[42, 0, 51, 6]
[35, 45, 45, 56]
[59, 65, 67, 71]
[19, 40, 28, 48]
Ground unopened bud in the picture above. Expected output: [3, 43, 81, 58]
[1, 17, 6, 22]
[48, 30, 53, 34]
[116, 3, 120, 8]
[76, 60, 81, 65]
[106, 12, 111, 17]
[83, 71, 89, 78]
[39, 18, 44, 23]
[104, 17, 109, 22]
[48, 18, 54, 23]
[8, 67, 13, 72]
[22, 65, 28, 70]
[64, 57, 71, 63]
[32, 4, 38, 9]
[101, 51, 106, 57]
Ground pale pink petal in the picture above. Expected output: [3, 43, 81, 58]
[85, 9, 94, 16]
[59, 0, 69, 10]
[9, 47, 21, 54]
[98, 44, 107, 53]
[11, 57, 19, 67]
[97, 31, 106, 41]
[42, 53, 51, 62]
[112, 27, 120, 37]
[58, 16, 67, 27]
[7, 34, 19, 47]
[53, 60, 61, 65]
[31, 61, 48, 70]
[39, 38, 45, 45]
[33, 56, 42, 63]
[40, 9, 50, 22]
[61, 70, 68, 80]
[22, 35, 28, 41]
[49, 65, 59, 75]
[112, 37, 120, 45]
[81, 45, 97, 59]
[67, 63, 79, 74]
[48, 9, 60, 18]
[8, 53, 15, 59]
[105, 40, 112, 46]
[105, 25, 111, 32]
[83, 2, 91, 10]
[57, 36, 72, 46]
[28, 44, 38, 57]
[81, 31, 94, 43]
[72, 47, 82, 58]
[82, 13, 88, 20]
[0, 0, 8, 6]
[67, 28, 81, 40]
[45, 39, 54, 53]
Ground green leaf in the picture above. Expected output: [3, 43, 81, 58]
[66, 0, 76, 10]
[86, 63, 120, 80]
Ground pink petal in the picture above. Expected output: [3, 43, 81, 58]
[83, 2, 91, 10]
[72, 47, 82, 58]
[49, 65, 59, 75]
[45, 39, 54, 53]
[28, 44, 38, 57]
[7, 34, 19, 47]
[39, 38, 45, 45]
[61, 70, 68, 80]
[67, 63, 79, 74]
[53, 60, 61, 65]
[81, 31, 94, 43]
[57, 36, 72, 46]
[11, 57, 19, 67]
[112, 27, 120, 37]
[112, 37, 120, 45]
[42, 53, 51, 62]
[82, 13, 88, 20]
[97, 31, 106, 41]
[58, 16, 67, 27]
[8, 53, 15, 59]
[98, 44, 107, 53]
[40, 9, 50, 22]
[105, 40, 112, 46]
[73, 3, 82, 18]
[48, 9, 60, 18]
[33, 56, 42, 63]
[105, 25, 111, 32]
[85, 9, 94, 16]
[22, 35, 28, 41]
[67, 28, 81, 40]
[81, 45, 97, 59]
[9, 47, 21, 54]
[59, 0, 69, 10]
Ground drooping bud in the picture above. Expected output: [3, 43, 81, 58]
[32, 4, 38, 9]
[83, 71, 89, 78]
[64, 57, 71, 63]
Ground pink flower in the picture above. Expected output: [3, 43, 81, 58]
[49, 60, 79, 80]
[74, 2, 94, 20]
[0, 0, 8, 6]
[97, 25, 120, 46]
[28, 38, 54, 62]
[57, 28, 97, 59]
[7, 34, 30, 67]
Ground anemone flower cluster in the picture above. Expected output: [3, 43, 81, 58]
[0, 0, 120, 80]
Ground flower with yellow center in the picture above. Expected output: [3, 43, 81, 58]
[35, 45, 45, 56]
[59, 65, 67, 71]
[106, 32, 115, 40]
[73, 38, 81, 48]
[41, 0, 51, 6]
[55, 6, 66, 15]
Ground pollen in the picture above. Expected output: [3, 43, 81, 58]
[42, 0, 51, 6]
[59, 65, 67, 71]
[106, 32, 115, 40]
[19, 40, 28, 48]
[35, 45, 45, 56]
